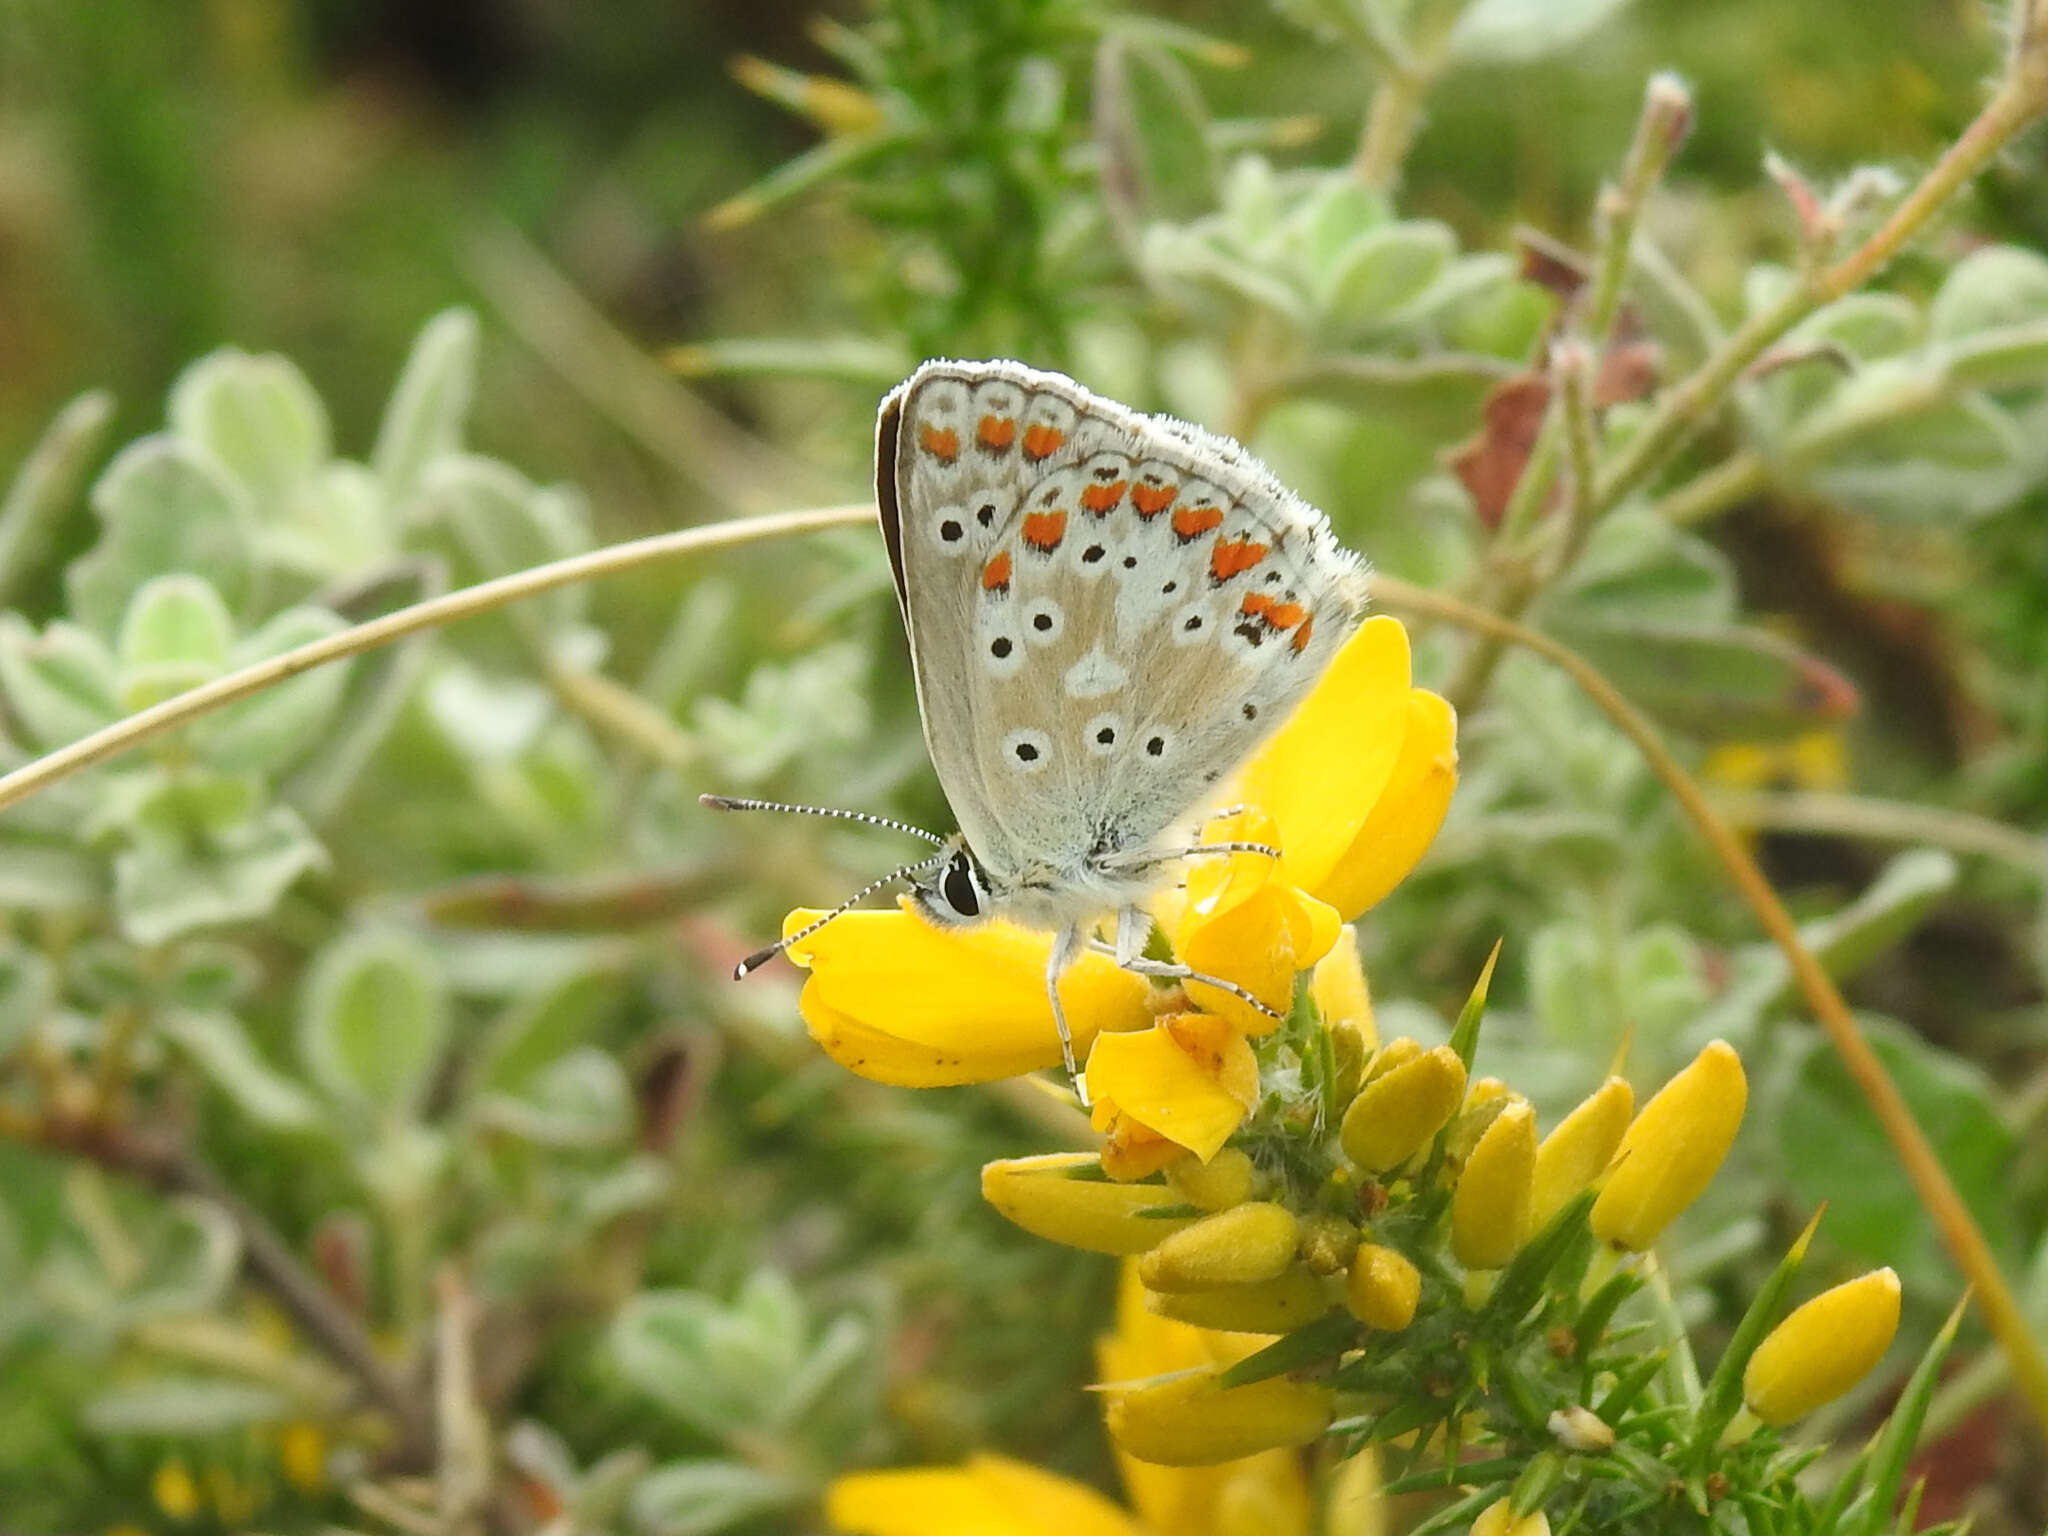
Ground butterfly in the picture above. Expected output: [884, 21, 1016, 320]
[707, 359, 1369, 1082]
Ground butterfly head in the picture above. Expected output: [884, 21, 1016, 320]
[910, 835, 996, 928]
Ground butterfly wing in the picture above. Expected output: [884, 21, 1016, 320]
[880, 360, 1368, 894]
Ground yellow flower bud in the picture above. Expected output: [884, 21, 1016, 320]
[1105, 1367, 1333, 1466]
[153, 1458, 202, 1521]
[1144, 1265, 1333, 1333]
[1547, 1405, 1615, 1452]
[1139, 1201, 1299, 1292]
[1529, 1077, 1634, 1233]
[1453, 1101, 1537, 1270]
[1326, 1449, 1386, 1536]
[1467, 1076, 1511, 1108]
[1341, 1045, 1468, 1171]
[728, 55, 887, 136]
[1299, 1212, 1360, 1275]
[1471, 1496, 1550, 1536]
[278, 1421, 329, 1493]
[1590, 1041, 1746, 1251]
[1345, 1243, 1421, 1330]
[1364, 1036, 1422, 1084]
[1743, 1268, 1901, 1425]
[981, 1153, 1200, 1255]
[1165, 1146, 1256, 1211]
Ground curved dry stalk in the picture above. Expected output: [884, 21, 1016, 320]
[1372, 571, 2048, 1443]
[0, 502, 877, 817]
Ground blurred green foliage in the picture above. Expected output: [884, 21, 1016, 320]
[0, 0, 2046, 1531]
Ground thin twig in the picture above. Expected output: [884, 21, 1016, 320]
[0, 503, 877, 817]
[1372, 572, 2048, 1444]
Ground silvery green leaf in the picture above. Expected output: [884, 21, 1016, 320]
[164, 941, 260, 1010]
[299, 927, 449, 1116]
[116, 574, 232, 713]
[1939, 318, 2048, 391]
[1218, 154, 1284, 254]
[477, 1047, 632, 1148]
[0, 613, 119, 749]
[1929, 244, 2048, 340]
[629, 1461, 804, 1536]
[191, 605, 352, 775]
[1270, 352, 1514, 438]
[415, 455, 591, 639]
[0, 389, 116, 610]
[1093, 35, 1217, 240]
[1553, 509, 1735, 627]
[70, 436, 253, 637]
[1450, 0, 1637, 64]
[426, 661, 552, 762]
[168, 348, 331, 509]
[1543, 614, 1856, 737]
[114, 802, 328, 946]
[1436, 267, 1552, 361]
[1139, 223, 1309, 328]
[0, 844, 101, 914]
[577, 1155, 672, 1229]
[1319, 222, 1458, 333]
[1298, 175, 1390, 285]
[261, 460, 398, 583]
[84, 1378, 291, 1436]
[373, 307, 478, 504]
[1753, 294, 1925, 426]
[475, 964, 626, 1095]
[354, 1120, 448, 1208]
[158, 1009, 322, 1131]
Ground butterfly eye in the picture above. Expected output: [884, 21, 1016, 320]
[941, 852, 982, 918]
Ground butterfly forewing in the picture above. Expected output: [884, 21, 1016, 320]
[879, 360, 1367, 898]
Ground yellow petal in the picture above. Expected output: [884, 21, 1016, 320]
[827, 1453, 1145, 1536]
[785, 901, 1150, 1077]
[1105, 1368, 1332, 1467]
[1144, 1267, 1332, 1333]
[1098, 1104, 1194, 1182]
[1179, 885, 1342, 1033]
[1470, 1497, 1551, 1536]
[1340, 1045, 1467, 1172]
[1451, 1101, 1537, 1270]
[1311, 929, 1375, 1047]
[1743, 1268, 1901, 1426]
[1138, 1203, 1301, 1292]
[1591, 1041, 1747, 1251]
[1529, 1077, 1634, 1232]
[983, 1153, 1201, 1255]
[1087, 1019, 1258, 1162]
[804, 992, 1072, 1087]
[1236, 616, 1414, 893]
[1311, 689, 1458, 921]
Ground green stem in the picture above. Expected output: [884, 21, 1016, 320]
[1651, 449, 1767, 526]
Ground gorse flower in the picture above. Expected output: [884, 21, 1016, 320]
[1742, 1267, 1902, 1425]
[779, 616, 1454, 1102]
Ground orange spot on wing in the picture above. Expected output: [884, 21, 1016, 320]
[1080, 480, 1128, 515]
[1022, 423, 1065, 460]
[1263, 602, 1306, 630]
[981, 551, 1012, 592]
[1209, 537, 1268, 581]
[920, 424, 960, 462]
[1171, 504, 1225, 541]
[978, 415, 1017, 451]
[1131, 483, 1177, 517]
[1239, 592, 1274, 619]
[1290, 615, 1315, 652]
[1022, 511, 1067, 551]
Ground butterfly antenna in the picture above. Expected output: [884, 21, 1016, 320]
[700, 794, 946, 848]
[731, 852, 944, 980]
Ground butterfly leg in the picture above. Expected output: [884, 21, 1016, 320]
[1098, 840, 1280, 878]
[1100, 905, 1282, 1023]
[1046, 922, 1085, 1093]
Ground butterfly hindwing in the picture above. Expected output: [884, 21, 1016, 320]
[880, 360, 1367, 896]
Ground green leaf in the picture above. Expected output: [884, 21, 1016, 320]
[0, 614, 120, 749]
[415, 455, 592, 641]
[299, 928, 449, 1116]
[1297, 174, 1390, 285]
[476, 964, 627, 1094]
[1778, 1013, 2015, 1287]
[158, 1009, 322, 1131]
[168, 347, 331, 508]
[476, 1048, 632, 1148]
[1848, 1298, 1965, 1536]
[1450, 0, 1638, 63]
[1274, 353, 1514, 438]
[1939, 318, 2048, 391]
[1319, 222, 1458, 333]
[0, 939, 53, 1057]
[114, 802, 328, 946]
[0, 843, 101, 914]
[1928, 245, 2048, 340]
[1542, 613, 1857, 739]
[1555, 509, 1736, 628]
[1140, 223, 1309, 327]
[1093, 35, 1218, 236]
[83, 1378, 291, 1436]
[115, 574, 232, 713]
[628, 1460, 804, 1536]
[373, 307, 478, 503]
[70, 437, 253, 637]
[0, 389, 116, 610]
[192, 605, 352, 774]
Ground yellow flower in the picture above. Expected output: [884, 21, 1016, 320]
[1138, 1202, 1300, 1293]
[1088, 1014, 1260, 1163]
[1234, 617, 1458, 920]
[1312, 928, 1375, 1046]
[982, 1152, 1202, 1255]
[1168, 808, 1341, 1033]
[1145, 1267, 1332, 1333]
[829, 1454, 1145, 1536]
[1528, 1077, 1633, 1233]
[1470, 1497, 1550, 1536]
[1451, 1100, 1537, 1270]
[782, 902, 1152, 1085]
[1742, 1268, 1901, 1425]
[1590, 1041, 1747, 1251]
[1166, 1147, 1256, 1211]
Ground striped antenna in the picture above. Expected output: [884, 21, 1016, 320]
[700, 794, 946, 847]
[731, 853, 944, 979]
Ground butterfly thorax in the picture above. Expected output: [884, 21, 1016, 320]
[909, 833, 1163, 935]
